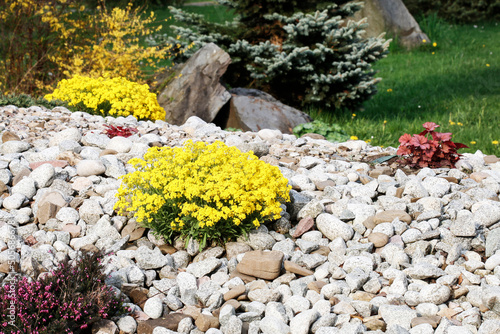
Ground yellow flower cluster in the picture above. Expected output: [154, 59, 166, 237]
[44, 75, 165, 120]
[448, 120, 463, 126]
[114, 140, 291, 246]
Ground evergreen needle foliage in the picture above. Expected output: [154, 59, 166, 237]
[166, 0, 390, 112]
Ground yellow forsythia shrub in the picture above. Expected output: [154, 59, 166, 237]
[44, 75, 165, 121]
[1, 0, 179, 95]
[114, 140, 291, 248]
[48, 2, 177, 83]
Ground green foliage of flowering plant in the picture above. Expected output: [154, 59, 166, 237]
[0, 93, 66, 109]
[114, 140, 291, 249]
[44, 75, 166, 121]
[293, 120, 350, 142]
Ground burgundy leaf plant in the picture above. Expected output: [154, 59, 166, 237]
[397, 122, 468, 168]
[102, 124, 138, 138]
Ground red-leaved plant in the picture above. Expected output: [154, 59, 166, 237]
[103, 124, 138, 138]
[0, 250, 128, 334]
[397, 122, 468, 168]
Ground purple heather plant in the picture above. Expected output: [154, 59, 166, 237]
[0, 250, 128, 334]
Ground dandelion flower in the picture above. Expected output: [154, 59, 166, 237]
[470, 141, 476, 145]
[422, 39, 427, 43]
[350, 136, 358, 140]
[387, 88, 393, 92]
[433, 42, 437, 47]
[493, 140, 499, 145]
[352, 113, 356, 117]
[486, 64, 490, 67]
[457, 122, 463, 126]
[432, 52, 435, 55]
[384, 120, 387, 124]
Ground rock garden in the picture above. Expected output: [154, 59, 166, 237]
[1, 104, 500, 334]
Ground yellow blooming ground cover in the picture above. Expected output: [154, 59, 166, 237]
[44, 75, 165, 121]
[115, 140, 291, 248]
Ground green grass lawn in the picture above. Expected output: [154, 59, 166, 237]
[314, 17, 500, 155]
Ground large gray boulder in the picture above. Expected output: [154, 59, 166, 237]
[157, 43, 232, 125]
[353, 0, 430, 49]
[224, 88, 312, 134]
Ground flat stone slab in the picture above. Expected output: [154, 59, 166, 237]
[236, 250, 284, 280]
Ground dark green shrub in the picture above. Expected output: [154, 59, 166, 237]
[165, 0, 390, 112]
[403, 0, 500, 23]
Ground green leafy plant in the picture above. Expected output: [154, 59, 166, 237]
[0, 93, 66, 109]
[224, 127, 243, 132]
[114, 140, 291, 249]
[397, 122, 468, 168]
[293, 120, 350, 142]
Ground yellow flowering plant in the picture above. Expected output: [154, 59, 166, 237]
[44, 75, 165, 120]
[47, 2, 175, 83]
[114, 140, 291, 249]
[0, 0, 179, 95]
